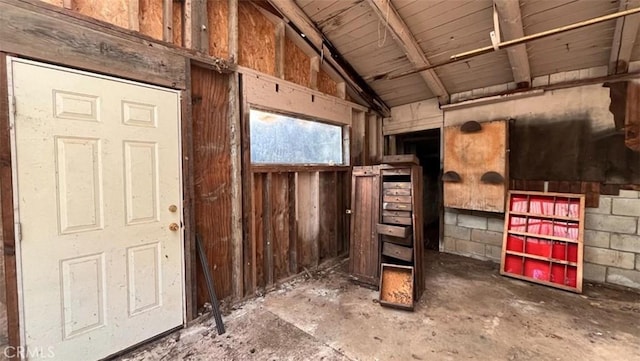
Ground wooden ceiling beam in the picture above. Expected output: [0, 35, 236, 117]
[609, 0, 640, 75]
[494, 0, 531, 87]
[366, 0, 449, 104]
[268, 0, 390, 115]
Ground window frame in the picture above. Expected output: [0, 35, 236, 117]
[247, 106, 351, 169]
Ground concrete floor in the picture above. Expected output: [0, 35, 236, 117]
[120, 251, 639, 360]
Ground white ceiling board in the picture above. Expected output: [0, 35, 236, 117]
[298, 0, 363, 27]
[370, 75, 435, 107]
[525, 22, 615, 77]
[394, 0, 491, 29]
[521, 0, 619, 33]
[287, 0, 639, 107]
[437, 52, 514, 93]
[628, 19, 640, 61]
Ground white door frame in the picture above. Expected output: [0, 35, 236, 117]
[6, 56, 187, 353]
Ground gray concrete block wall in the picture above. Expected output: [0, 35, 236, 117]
[442, 190, 640, 290]
[584, 191, 640, 289]
[442, 209, 504, 263]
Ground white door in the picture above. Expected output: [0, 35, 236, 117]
[8, 58, 184, 360]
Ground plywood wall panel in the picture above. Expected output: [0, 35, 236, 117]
[317, 68, 337, 97]
[173, 2, 183, 46]
[208, 0, 229, 58]
[284, 37, 310, 87]
[238, 2, 275, 76]
[192, 66, 233, 303]
[139, 0, 162, 40]
[74, 0, 130, 28]
[444, 120, 508, 212]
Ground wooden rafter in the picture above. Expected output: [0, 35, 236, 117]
[494, 0, 531, 87]
[366, 0, 449, 104]
[268, 0, 390, 115]
[609, 0, 640, 75]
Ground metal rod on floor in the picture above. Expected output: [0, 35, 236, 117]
[386, 6, 640, 80]
[196, 233, 226, 335]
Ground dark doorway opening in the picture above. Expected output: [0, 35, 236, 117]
[395, 129, 442, 251]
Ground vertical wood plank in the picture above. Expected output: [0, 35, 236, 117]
[270, 173, 291, 280]
[185, 0, 208, 51]
[264, 173, 273, 286]
[310, 56, 319, 90]
[296, 172, 320, 269]
[228, 0, 242, 300]
[62, 0, 73, 10]
[352, 110, 366, 166]
[411, 166, 425, 300]
[0, 53, 20, 355]
[252, 173, 265, 290]
[319, 172, 338, 261]
[163, 0, 173, 42]
[288, 173, 298, 274]
[192, 66, 233, 304]
[181, 60, 197, 320]
[242, 79, 255, 297]
[337, 170, 350, 255]
[275, 21, 285, 79]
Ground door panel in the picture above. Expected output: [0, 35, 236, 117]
[9, 59, 183, 360]
[348, 166, 381, 286]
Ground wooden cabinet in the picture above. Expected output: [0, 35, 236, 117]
[349, 163, 425, 308]
[378, 165, 424, 309]
[348, 166, 381, 286]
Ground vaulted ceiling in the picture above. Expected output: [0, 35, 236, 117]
[270, 0, 640, 109]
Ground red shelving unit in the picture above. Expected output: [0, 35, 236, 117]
[500, 191, 585, 293]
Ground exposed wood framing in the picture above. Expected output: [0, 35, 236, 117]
[128, 0, 140, 31]
[62, 0, 72, 10]
[275, 20, 285, 78]
[366, 0, 450, 104]
[0, 52, 20, 356]
[337, 82, 346, 100]
[609, 0, 640, 74]
[268, 0, 389, 115]
[184, 0, 209, 52]
[310, 56, 319, 90]
[494, 0, 531, 86]
[240, 66, 362, 125]
[0, 0, 188, 88]
[229, 0, 243, 301]
[181, 60, 197, 321]
[163, 0, 173, 42]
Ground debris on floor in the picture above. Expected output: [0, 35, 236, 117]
[119, 252, 640, 361]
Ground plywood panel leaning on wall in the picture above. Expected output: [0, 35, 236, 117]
[443, 120, 508, 212]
